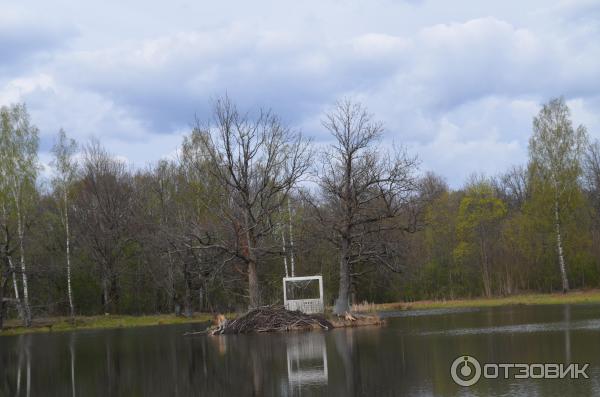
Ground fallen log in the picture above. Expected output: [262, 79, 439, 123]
[211, 306, 333, 335]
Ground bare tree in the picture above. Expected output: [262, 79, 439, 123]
[495, 165, 530, 211]
[193, 96, 311, 308]
[584, 140, 600, 209]
[73, 140, 137, 313]
[313, 99, 418, 315]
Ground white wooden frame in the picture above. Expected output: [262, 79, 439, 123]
[283, 276, 324, 314]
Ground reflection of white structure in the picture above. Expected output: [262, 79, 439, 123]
[283, 276, 324, 314]
[286, 333, 328, 386]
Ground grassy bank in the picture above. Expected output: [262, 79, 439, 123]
[4, 289, 600, 337]
[0, 313, 213, 337]
[353, 289, 600, 313]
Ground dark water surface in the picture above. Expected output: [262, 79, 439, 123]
[1, 304, 600, 396]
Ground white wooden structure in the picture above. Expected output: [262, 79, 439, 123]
[283, 275, 324, 314]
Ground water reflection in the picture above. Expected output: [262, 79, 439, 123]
[286, 332, 328, 387]
[333, 328, 361, 396]
[15, 335, 31, 397]
[564, 304, 571, 363]
[70, 333, 76, 397]
[1, 305, 599, 396]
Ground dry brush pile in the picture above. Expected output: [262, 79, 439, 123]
[211, 306, 333, 335]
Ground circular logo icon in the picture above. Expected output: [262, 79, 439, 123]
[451, 355, 482, 387]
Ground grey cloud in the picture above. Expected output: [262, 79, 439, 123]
[0, 17, 76, 73]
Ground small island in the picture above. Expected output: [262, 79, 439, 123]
[201, 306, 383, 336]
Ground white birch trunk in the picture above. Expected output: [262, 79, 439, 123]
[64, 192, 74, 318]
[7, 256, 23, 318]
[2, 205, 22, 317]
[15, 199, 31, 326]
[280, 225, 289, 277]
[555, 197, 569, 293]
[287, 199, 296, 277]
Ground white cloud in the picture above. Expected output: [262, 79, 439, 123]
[1, 1, 599, 187]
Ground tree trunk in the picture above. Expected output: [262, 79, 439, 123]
[481, 264, 491, 298]
[287, 199, 296, 277]
[0, 276, 7, 330]
[335, 151, 353, 316]
[480, 239, 492, 298]
[198, 285, 204, 312]
[334, 238, 351, 315]
[280, 226, 289, 278]
[110, 273, 119, 313]
[2, 205, 23, 320]
[183, 262, 193, 317]
[248, 259, 260, 309]
[64, 193, 75, 319]
[7, 256, 24, 320]
[167, 251, 176, 314]
[555, 198, 569, 293]
[244, 211, 260, 309]
[0, 300, 4, 330]
[16, 206, 31, 327]
[102, 277, 109, 313]
[505, 261, 513, 295]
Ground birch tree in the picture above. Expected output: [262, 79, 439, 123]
[0, 171, 17, 329]
[51, 129, 78, 319]
[0, 104, 38, 327]
[528, 97, 587, 293]
[314, 99, 418, 315]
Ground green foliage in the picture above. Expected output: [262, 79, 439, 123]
[4, 97, 600, 326]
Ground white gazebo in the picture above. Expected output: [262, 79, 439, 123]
[283, 275, 324, 314]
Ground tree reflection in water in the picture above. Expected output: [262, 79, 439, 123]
[2, 305, 600, 396]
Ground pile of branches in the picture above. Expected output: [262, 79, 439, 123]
[212, 306, 333, 335]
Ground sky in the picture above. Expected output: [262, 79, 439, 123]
[1, 0, 600, 186]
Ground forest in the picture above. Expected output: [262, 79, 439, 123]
[1, 95, 599, 328]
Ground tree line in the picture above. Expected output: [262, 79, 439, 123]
[1, 96, 598, 328]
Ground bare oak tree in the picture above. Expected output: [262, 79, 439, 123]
[314, 99, 418, 315]
[194, 96, 311, 308]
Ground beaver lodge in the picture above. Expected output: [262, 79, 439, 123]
[205, 306, 383, 335]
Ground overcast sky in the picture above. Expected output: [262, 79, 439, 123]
[2, 0, 599, 186]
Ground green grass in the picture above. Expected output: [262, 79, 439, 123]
[0, 313, 213, 337]
[353, 289, 600, 313]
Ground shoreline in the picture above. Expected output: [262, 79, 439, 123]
[352, 289, 600, 313]
[3, 289, 600, 337]
[0, 314, 213, 337]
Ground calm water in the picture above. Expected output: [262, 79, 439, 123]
[1, 304, 600, 396]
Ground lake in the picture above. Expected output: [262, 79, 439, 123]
[1, 304, 599, 396]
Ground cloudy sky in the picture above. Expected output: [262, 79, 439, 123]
[2, 0, 599, 186]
